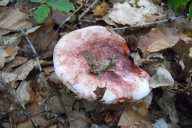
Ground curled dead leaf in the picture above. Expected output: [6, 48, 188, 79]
[118, 101, 152, 128]
[93, 1, 109, 16]
[138, 28, 191, 54]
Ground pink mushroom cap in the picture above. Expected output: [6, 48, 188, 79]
[53, 26, 151, 104]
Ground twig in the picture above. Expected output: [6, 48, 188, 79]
[6, 84, 38, 128]
[20, 27, 42, 72]
[110, 13, 190, 30]
[79, 0, 97, 20]
[33, 88, 55, 113]
[79, 20, 96, 23]
[39, 0, 87, 56]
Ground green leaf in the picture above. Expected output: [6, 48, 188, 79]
[190, 3, 192, 18]
[47, 0, 75, 13]
[30, 0, 47, 3]
[167, 0, 189, 8]
[34, 4, 50, 23]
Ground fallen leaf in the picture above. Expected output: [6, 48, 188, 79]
[0, 71, 17, 84]
[189, 47, 192, 60]
[108, 1, 163, 25]
[13, 60, 35, 81]
[16, 80, 32, 105]
[68, 109, 90, 128]
[45, 91, 75, 114]
[93, 87, 107, 101]
[0, 0, 10, 6]
[0, 46, 20, 68]
[118, 101, 152, 128]
[0, 36, 21, 68]
[157, 91, 179, 124]
[12, 114, 27, 124]
[47, 72, 62, 84]
[3, 56, 28, 72]
[20, 25, 58, 59]
[152, 118, 168, 128]
[131, 52, 158, 67]
[0, 7, 33, 32]
[141, 59, 180, 80]
[142, 92, 153, 108]
[149, 67, 174, 88]
[2, 122, 10, 128]
[43, 66, 55, 75]
[82, 99, 97, 112]
[52, 9, 69, 25]
[138, 28, 190, 54]
[172, 39, 192, 83]
[95, 17, 118, 28]
[26, 93, 44, 112]
[93, 1, 109, 16]
[25, 26, 41, 35]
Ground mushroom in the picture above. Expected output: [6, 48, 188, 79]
[53, 26, 151, 104]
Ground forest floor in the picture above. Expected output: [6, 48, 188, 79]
[1, 0, 192, 128]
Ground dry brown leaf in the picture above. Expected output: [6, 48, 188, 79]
[131, 52, 158, 67]
[149, 67, 174, 88]
[118, 101, 152, 128]
[20, 25, 58, 59]
[38, 72, 52, 92]
[0, 36, 21, 68]
[17, 116, 57, 128]
[52, 9, 69, 25]
[0, 71, 17, 84]
[157, 91, 179, 124]
[17, 80, 32, 105]
[47, 72, 62, 84]
[68, 109, 90, 128]
[15, 0, 40, 12]
[0, 7, 33, 32]
[2, 122, 10, 128]
[0, 46, 20, 68]
[93, 87, 107, 101]
[26, 93, 44, 112]
[43, 66, 54, 75]
[12, 114, 27, 124]
[13, 60, 35, 81]
[0, 0, 10, 6]
[95, 17, 118, 28]
[172, 39, 192, 83]
[189, 47, 192, 60]
[94, 1, 109, 16]
[25, 26, 41, 35]
[142, 92, 153, 108]
[138, 28, 191, 54]
[3, 56, 28, 72]
[108, 1, 163, 25]
[4, 46, 15, 56]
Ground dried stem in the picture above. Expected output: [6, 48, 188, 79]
[20, 27, 42, 72]
[6, 84, 38, 128]
[110, 13, 190, 30]
[79, 0, 97, 20]
[33, 88, 55, 113]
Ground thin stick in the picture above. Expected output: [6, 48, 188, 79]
[79, 0, 97, 20]
[6, 84, 38, 128]
[20, 28, 42, 72]
[110, 13, 190, 30]
[33, 89, 55, 113]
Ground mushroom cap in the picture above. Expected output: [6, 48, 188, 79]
[53, 26, 151, 104]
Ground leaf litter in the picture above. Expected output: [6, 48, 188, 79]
[0, 0, 192, 127]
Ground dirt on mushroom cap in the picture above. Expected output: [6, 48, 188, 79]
[53, 26, 151, 104]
